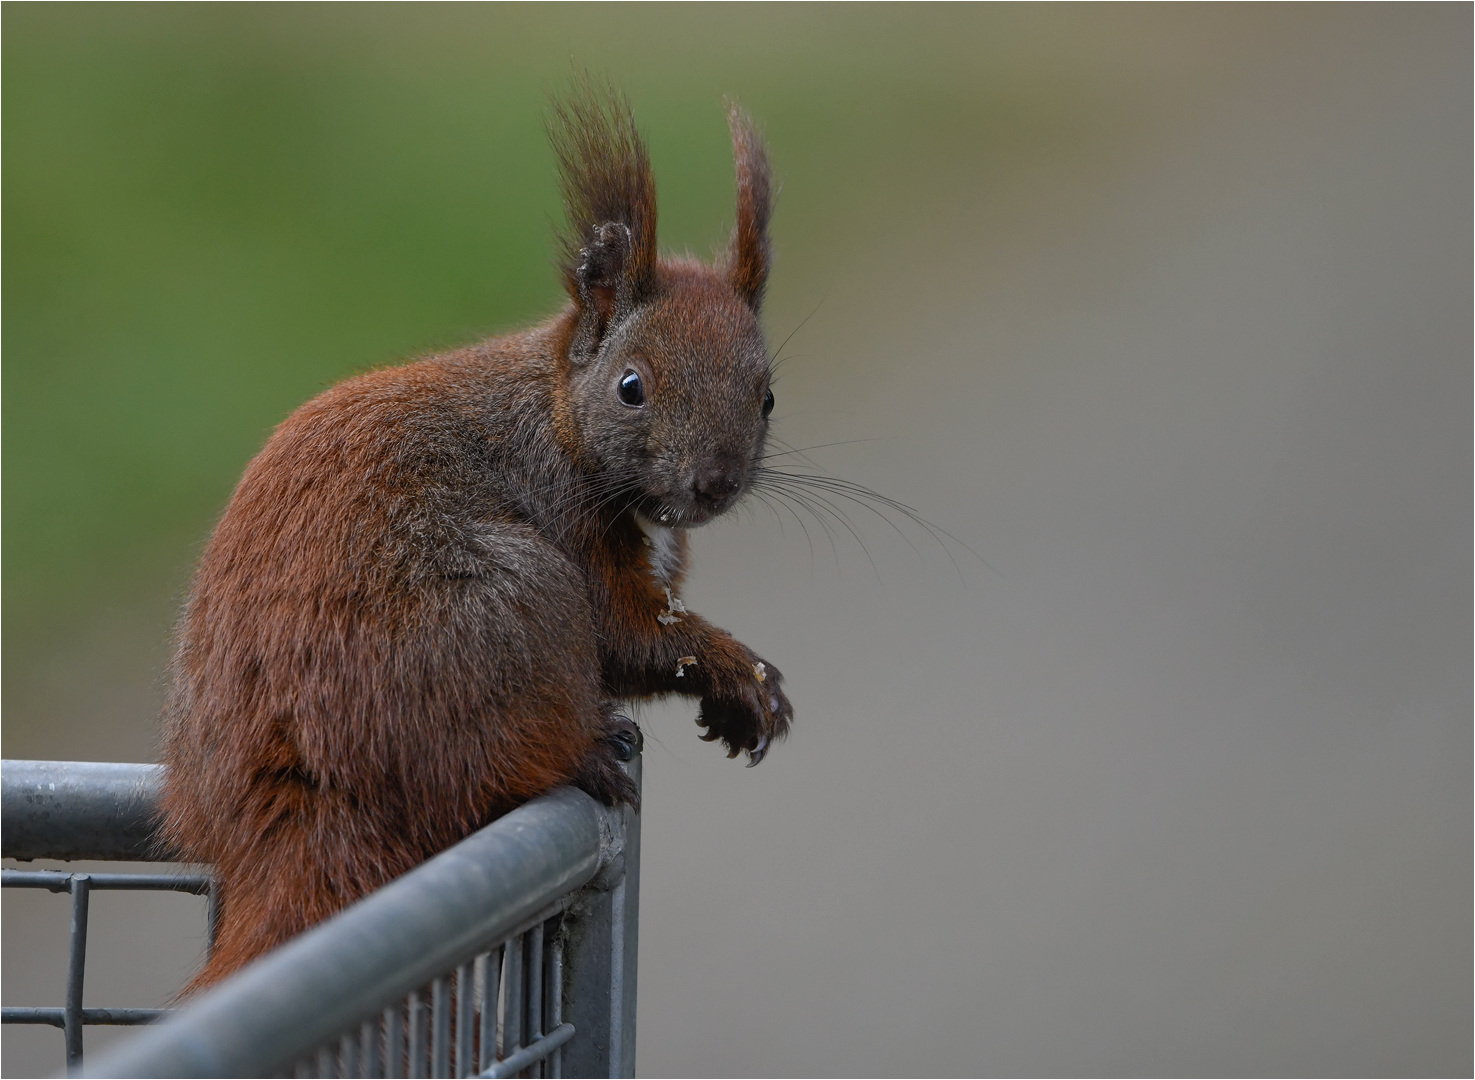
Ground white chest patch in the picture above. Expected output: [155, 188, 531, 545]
[634, 512, 681, 586]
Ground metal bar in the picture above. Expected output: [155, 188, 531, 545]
[207, 879, 222, 953]
[528, 923, 545, 1062]
[384, 1005, 404, 1080]
[362, 1018, 380, 1080]
[2, 1007, 171, 1026]
[408, 991, 427, 1080]
[1, 870, 211, 893]
[559, 755, 641, 1079]
[2, 760, 165, 861]
[503, 935, 523, 1062]
[455, 963, 473, 1078]
[81, 785, 616, 1078]
[608, 880, 630, 1079]
[478, 948, 500, 1074]
[84, 1008, 171, 1024]
[478, 1025, 575, 1080]
[341, 1031, 359, 1078]
[3, 1008, 67, 1027]
[548, 941, 564, 1080]
[614, 785, 641, 1080]
[65, 873, 92, 1072]
[432, 977, 451, 1078]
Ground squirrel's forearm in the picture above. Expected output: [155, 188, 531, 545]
[592, 572, 755, 699]
[590, 534, 744, 697]
[601, 606, 755, 698]
[598, 587, 791, 765]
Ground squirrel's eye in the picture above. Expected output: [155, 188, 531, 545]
[762, 388, 775, 418]
[618, 370, 645, 407]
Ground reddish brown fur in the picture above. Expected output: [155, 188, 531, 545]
[161, 87, 791, 992]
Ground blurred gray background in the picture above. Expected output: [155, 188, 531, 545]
[4, 6, 1470, 1076]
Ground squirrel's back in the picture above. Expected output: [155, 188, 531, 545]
[161, 321, 610, 988]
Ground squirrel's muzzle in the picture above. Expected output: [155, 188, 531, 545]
[691, 458, 745, 510]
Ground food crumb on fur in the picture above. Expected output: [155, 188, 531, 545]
[675, 655, 698, 677]
[754, 661, 766, 682]
[657, 587, 688, 625]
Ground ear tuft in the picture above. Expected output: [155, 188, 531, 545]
[549, 79, 658, 310]
[725, 100, 772, 311]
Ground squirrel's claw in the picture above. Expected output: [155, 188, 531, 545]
[696, 662, 789, 764]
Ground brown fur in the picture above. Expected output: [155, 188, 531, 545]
[160, 85, 791, 992]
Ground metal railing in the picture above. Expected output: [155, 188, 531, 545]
[1, 758, 640, 1078]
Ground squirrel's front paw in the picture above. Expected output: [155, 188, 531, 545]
[697, 658, 792, 767]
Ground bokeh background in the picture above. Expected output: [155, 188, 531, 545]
[4, 5, 1470, 1076]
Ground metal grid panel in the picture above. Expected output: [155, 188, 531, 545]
[2, 760, 639, 1079]
[0, 866, 216, 1073]
[286, 912, 571, 1079]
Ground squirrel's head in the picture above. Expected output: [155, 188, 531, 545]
[550, 85, 774, 527]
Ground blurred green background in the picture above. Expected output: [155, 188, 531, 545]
[5, 5, 1470, 1078]
[4, 3, 1118, 756]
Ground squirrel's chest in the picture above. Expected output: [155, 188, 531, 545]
[633, 512, 682, 586]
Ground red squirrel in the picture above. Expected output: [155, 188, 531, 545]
[160, 86, 792, 991]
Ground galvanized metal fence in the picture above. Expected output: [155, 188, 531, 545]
[1, 758, 640, 1078]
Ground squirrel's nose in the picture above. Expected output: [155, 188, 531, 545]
[692, 460, 743, 505]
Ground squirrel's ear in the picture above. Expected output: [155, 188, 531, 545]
[549, 80, 658, 361]
[726, 102, 772, 312]
[568, 222, 636, 361]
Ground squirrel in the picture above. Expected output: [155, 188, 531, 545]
[159, 85, 793, 992]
